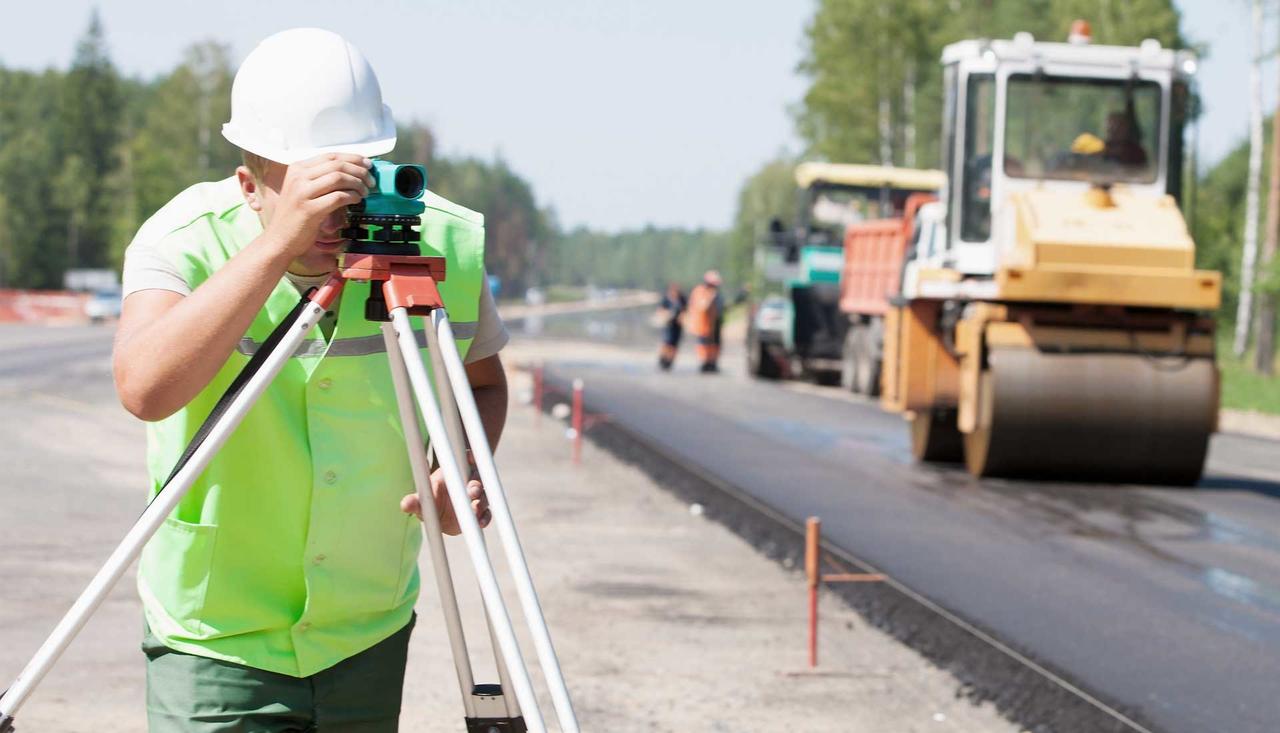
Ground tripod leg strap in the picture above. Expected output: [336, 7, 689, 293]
[465, 716, 527, 733]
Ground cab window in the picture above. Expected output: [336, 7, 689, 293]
[960, 73, 995, 242]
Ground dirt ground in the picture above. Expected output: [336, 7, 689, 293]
[0, 325, 1019, 732]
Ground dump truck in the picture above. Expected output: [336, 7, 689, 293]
[748, 164, 945, 382]
[838, 192, 939, 395]
[878, 27, 1219, 484]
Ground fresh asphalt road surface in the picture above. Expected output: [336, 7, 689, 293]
[521, 307, 1280, 733]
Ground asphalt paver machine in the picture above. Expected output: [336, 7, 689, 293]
[749, 163, 945, 383]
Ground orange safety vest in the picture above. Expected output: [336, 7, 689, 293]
[685, 283, 719, 338]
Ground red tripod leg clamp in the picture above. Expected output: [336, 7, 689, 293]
[383, 263, 445, 315]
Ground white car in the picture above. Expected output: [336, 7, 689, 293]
[84, 290, 122, 324]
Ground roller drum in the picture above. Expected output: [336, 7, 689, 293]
[912, 408, 963, 463]
[964, 348, 1217, 485]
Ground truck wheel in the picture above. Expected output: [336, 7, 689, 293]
[840, 327, 862, 393]
[815, 368, 842, 386]
[911, 409, 963, 463]
[852, 325, 881, 397]
[749, 337, 782, 380]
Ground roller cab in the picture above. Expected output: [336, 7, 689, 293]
[882, 28, 1222, 484]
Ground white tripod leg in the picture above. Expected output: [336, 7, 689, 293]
[426, 331, 523, 722]
[0, 294, 332, 727]
[381, 323, 477, 718]
[432, 309, 581, 732]
[388, 308, 546, 733]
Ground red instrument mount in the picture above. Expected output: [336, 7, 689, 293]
[317, 253, 448, 316]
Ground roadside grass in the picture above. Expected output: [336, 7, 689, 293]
[545, 285, 588, 303]
[723, 302, 748, 324]
[1219, 348, 1280, 415]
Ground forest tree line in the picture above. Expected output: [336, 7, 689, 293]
[3, 3, 1275, 362]
[0, 12, 749, 299]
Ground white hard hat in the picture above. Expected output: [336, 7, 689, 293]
[222, 28, 396, 164]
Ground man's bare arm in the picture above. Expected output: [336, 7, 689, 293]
[465, 353, 508, 451]
[113, 240, 297, 421]
[113, 154, 371, 421]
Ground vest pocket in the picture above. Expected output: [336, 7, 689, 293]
[140, 517, 217, 634]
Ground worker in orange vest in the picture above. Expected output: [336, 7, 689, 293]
[685, 270, 724, 373]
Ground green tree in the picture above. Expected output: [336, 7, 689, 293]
[1195, 116, 1277, 333]
[429, 154, 552, 294]
[0, 68, 66, 288]
[730, 157, 797, 292]
[390, 121, 437, 167]
[128, 42, 238, 228]
[0, 124, 65, 288]
[546, 226, 734, 294]
[797, 0, 1185, 168]
[55, 9, 123, 271]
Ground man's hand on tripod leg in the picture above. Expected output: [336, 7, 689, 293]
[400, 464, 492, 536]
[400, 355, 506, 534]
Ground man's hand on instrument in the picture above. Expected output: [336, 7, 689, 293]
[400, 465, 492, 536]
[262, 153, 373, 260]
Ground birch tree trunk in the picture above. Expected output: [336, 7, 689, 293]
[903, 59, 917, 168]
[878, 88, 893, 167]
[1255, 3, 1280, 376]
[875, 2, 894, 168]
[1235, 0, 1265, 358]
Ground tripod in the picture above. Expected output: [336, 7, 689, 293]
[0, 238, 579, 732]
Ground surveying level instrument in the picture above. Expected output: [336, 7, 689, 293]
[0, 163, 580, 733]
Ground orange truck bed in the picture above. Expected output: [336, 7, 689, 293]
[838, 194, 934, 318]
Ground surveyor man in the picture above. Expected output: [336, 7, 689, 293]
[114, 28, 507, 731]
[686, 270, 724, 373]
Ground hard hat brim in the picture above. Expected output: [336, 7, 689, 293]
[222, 105, 398, 166]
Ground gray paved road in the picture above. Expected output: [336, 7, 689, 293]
[525, 309, 1280, 733]
[0, 324, 146, 729]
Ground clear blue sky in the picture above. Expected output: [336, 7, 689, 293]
[1, 0, 1257, 232]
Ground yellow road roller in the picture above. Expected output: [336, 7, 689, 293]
[880, 27, 1221, 485]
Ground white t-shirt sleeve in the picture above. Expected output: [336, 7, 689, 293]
[464, 279, 509, 364]
[121, 178, 246, 298]
[121, 239, 194, 297]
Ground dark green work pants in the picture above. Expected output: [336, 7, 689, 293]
[142, 617, 414, 733]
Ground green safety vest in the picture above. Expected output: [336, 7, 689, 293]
[136, 177, 485, 677]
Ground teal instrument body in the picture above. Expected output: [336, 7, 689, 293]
[343, 160, 428, 247]
[362, 160, 427, 216]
